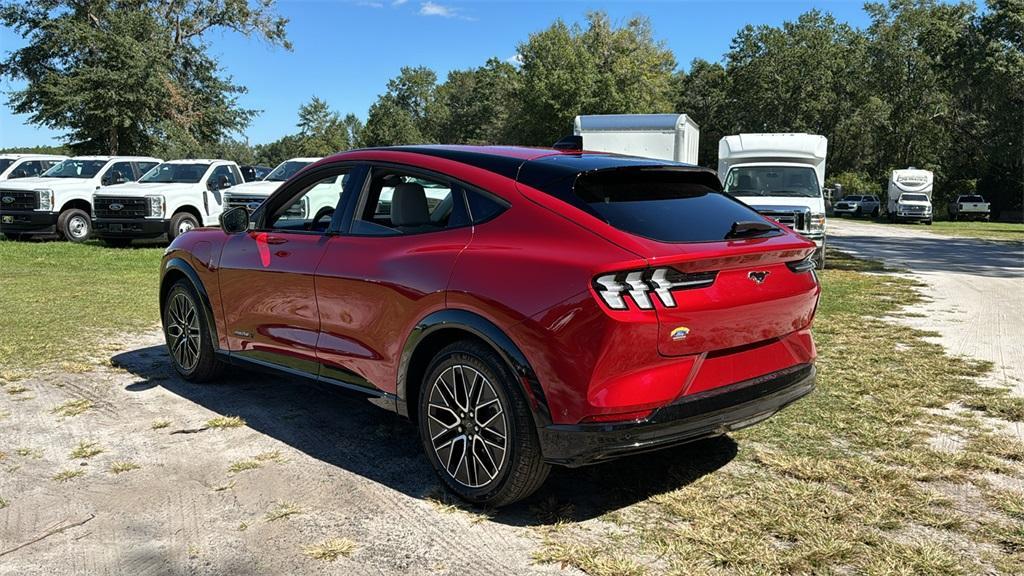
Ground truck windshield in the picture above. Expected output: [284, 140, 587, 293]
[901, 194, 929, 202]
[42, 159, 108, 179]
[723, 166, 821, 198]
[0, 159, 13, 173]
[266, 161, 312, 182]
[140, 163, 209, 184]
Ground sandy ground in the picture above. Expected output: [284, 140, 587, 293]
[828, 218, 1024, 439]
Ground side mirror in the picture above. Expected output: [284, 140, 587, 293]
[219, 206, 250, 234]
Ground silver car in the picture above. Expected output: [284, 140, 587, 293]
[833, 195, 880, 218]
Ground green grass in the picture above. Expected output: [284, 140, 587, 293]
[51, 398, 93, 417]
[69, 441, 103, 459]
[854, 218, 1024, 242]
[52, 469, 85, 482]
[109, 461, 140, 474]
[205, 416, 246, 429]
[536, 247, 1024, 575]
[0, 239, 163, 378]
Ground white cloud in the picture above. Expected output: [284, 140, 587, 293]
[420, 2, 455, 17]
[392, 0, 408, 5]
[505, 54, 523, 66]
[358, 1, 384, 7]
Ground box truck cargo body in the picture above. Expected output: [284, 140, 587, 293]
[573, 114, 700, 164]
[718, 133, 829, 268]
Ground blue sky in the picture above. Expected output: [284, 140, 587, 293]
[0, 1, 874, 148]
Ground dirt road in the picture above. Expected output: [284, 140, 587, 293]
[828, 218, 1024, 415]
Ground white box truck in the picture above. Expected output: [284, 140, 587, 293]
[718, 133, 829, 268]
[887, 168, 933, 224]
[573, 114, 700, 164]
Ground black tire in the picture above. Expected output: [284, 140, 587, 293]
[162, 280, 224, 382]
[57, 208, 91, 243]
[855, 206, 862, 217]
[872, 207, 880, 217]
[101, 238, 133, 248]
[418, 340, 550, 507]
[168, 212, 200, 241]
[925, 219, 933, 225]
[814, 244, 826, 270]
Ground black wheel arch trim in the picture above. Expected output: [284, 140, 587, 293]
[161, 257, 218, 346]
[397, 309, 552, 427]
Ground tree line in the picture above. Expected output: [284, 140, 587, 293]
[2, 0, 1021, 215]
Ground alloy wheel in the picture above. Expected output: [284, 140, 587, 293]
[165, 292, 201, 371]
[178, 218, 196, 236]
[426, 365, 508, 488]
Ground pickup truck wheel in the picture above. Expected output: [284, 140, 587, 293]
[418, 340, 550, 507]
[101, 238, 132, 248]
[162, 280, 224, 382]
[925, 219, 933, 225]
[58, 208, 91, 243]
[950, 214, 957, 222]
[168, 212, 199, 241]
[872, 207, 880, 217]
[855, 207, 862, 217]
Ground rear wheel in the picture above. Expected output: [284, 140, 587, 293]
[168, 212, 199, 241]
[58, 208, 91, 243]
[162, 280, 224, 382]
[418, 340, 549, 507]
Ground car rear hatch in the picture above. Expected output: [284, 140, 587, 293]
[518, 162, 820, 363]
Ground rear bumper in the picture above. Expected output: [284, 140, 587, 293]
[94, 218, 168, 238]
[538, 364, 815, 467]
[0, 210, 58, 234]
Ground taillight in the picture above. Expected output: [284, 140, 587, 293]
[786, 255, 817, 273]
[593, 268, 717, 310]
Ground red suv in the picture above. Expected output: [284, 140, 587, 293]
[160, 146, 820, 506]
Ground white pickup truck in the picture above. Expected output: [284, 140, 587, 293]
[0, 154, 66, 181]
[0, 156, 161, 241]
[887, 168, 934, 224]
[948, 195, 990, 221]
[223, 157, 321, 211]
[91, 159, 243, 246]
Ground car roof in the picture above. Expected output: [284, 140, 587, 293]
[0, 153, 67, 160]
[162, 159, 234, 165]
[323, 145, 715, 184]
[70, 155, 162, 161]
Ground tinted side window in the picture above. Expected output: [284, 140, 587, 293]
[104, 162, 135, 185]
[351, 168, 464, 236]
[12, 161, 44, 177]
[268, 172, 349, 232]
[137, 161, 159, 178]
[209, 165, 239, 188]
[465, 189, 507, 223]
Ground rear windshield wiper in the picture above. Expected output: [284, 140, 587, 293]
[726, 220, 777, 239]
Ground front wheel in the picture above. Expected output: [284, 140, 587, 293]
[162, 280, 224, 382]
[925, 219, 933, 225]
[168, 212, 200, 241]
[58, 208, 91, 243]
[418, 340, 550, 507]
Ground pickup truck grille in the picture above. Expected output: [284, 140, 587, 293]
[94, 196, 148, 218]
[0, 189, 38, 211]
[225, 194, 267, 211]
[757, 209, 808, 233]
[903, 205, 925, 213]
[835, 203, 850, 210]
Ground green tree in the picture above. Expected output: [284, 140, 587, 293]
[513, 11, 676, 145]
[0, 0, 290, 155]
[430, 58, 521, 145]
[296, 96, 349, 155]
[674, 59, 731, 167]
[360, 66, 438, 146]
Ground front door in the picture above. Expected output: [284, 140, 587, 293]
[219, 164, 354, 376]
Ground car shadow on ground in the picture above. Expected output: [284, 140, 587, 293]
[113, 345, 737, 526]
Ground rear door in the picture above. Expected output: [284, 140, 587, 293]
[218, 163, 356, 375]
[313, 163, 473, 395]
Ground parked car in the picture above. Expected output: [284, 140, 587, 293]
[92, 159, 244, 246]
[239, 165, 273, 182]
[0, 156, 161, 241]
[948, 195, 990, 221]
[0, 154, 66, 181]
[833, 195, 881, 218]
[223, 157, 322, 211]
[160, 146, 821, 505]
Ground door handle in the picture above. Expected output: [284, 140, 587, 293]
[263, 235, 287, 245]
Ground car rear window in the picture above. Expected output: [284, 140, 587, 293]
[572, 169, 781, 243]
[961, 196, 984, 202]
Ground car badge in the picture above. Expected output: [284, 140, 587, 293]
[1, 196, 13, 204]
[109, 203, 123, 211]
[670, 326, 690, 341]
[748, 271, 770, 284]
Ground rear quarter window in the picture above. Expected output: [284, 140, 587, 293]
[573, 169, 780, 243]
